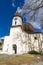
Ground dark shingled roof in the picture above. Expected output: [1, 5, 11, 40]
[13, 12, 22, 18]
[22, 23, 34, 33]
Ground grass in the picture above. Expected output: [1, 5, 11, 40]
[0, 54, 43, 65]
[0, 54, 6, 56]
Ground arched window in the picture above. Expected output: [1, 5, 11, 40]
[15, 21, 17, 25]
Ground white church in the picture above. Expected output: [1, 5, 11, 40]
[0, 12, 43, 55]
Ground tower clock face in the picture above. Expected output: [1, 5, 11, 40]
[12, 16, 22, 26]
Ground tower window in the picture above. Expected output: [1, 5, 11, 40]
[15, 21, 17, 25]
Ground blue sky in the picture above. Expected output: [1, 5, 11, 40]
[0, 0, 43, 37]
[0, 0, 24, 37]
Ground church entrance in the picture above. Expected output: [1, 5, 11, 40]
[13, 44, 17, 54]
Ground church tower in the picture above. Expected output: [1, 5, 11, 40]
[10, 12, 22, 36]
[9, 12, 23, 54]
[12, 12, 22, 26]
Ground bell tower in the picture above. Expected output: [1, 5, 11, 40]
[9, 12, 23, 54]
[10, 12, 23, 38]
[12, 12, 22, 26]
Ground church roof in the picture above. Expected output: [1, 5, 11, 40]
[10, 22, 34, 33]
[22, 23, 34, 34]
[13, 12, 21, 18]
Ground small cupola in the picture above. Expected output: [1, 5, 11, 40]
[12, 12, 22, 26]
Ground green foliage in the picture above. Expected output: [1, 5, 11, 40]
[41, 52, 43, 56]
[28, 50, 41, 55]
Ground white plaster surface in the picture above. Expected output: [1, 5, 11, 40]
[0, 15, 43, 55]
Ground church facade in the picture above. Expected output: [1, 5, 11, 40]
[0, 13, 43, 54]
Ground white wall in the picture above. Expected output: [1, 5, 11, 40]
[12, 16, 22, 26]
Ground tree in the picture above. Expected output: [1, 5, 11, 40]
[21, 0, 43, 20]
[19, 0, 43, 28]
